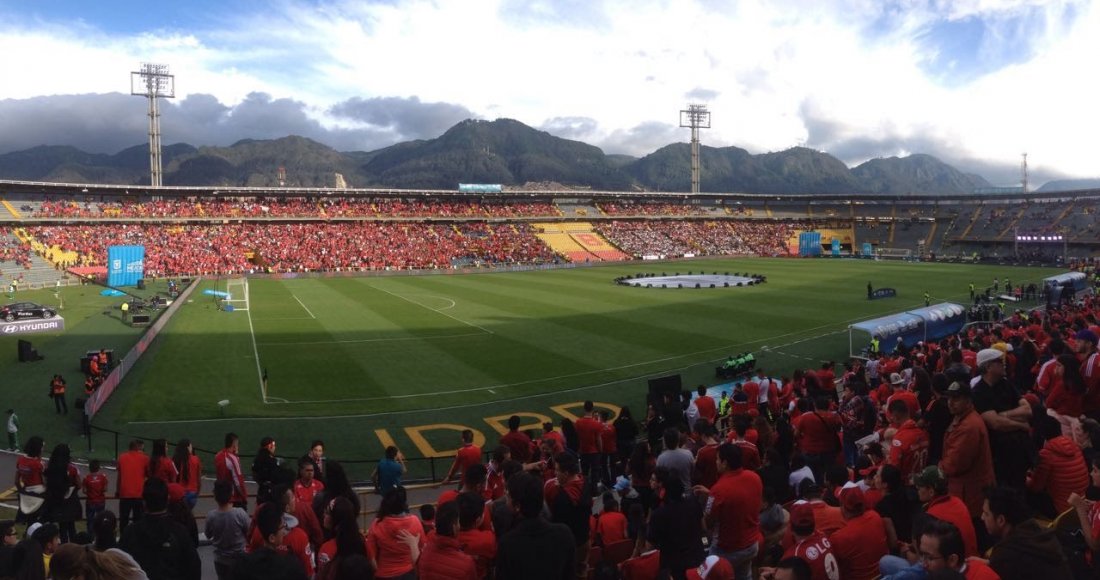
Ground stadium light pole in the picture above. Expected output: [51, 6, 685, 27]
[679, 104, 711, 194]
[130, 63, 175, 187]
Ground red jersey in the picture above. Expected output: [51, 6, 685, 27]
[484, 463, 505, 501]
[151, 456, 179, 484]
[694, 443, 719, 488]
[620, 550, 661, 580]
[542, 430, 566, 451]
[367, 514, 425, 578]
[117, 450, 149, 499]
[316, 535, 368, 579]
[282, 527, 314, 577]
[782, 532, 840, 580]
[452, 444, 482, 478]
[575, 416, 603, 454]
[293, 479, 324, 506]
[600, 423, 617, 455]
[500, 431, 533, 463]
[962, 559, 1001, 580]
[179, 455, 201, 493]
[794, 411, 841, 454]
[888, 420, 929, 484]
[926, 495, 979, 557]
[733, 440, 761, 471]
[215, 448, 248, 504]
[590, 511, 628, 545]
[16, 455, 44, 487]
[456, 527, 497, 579]
[829, 511, 889, 580]
[706, 469, 763, 551]
[1035, 358, 1060, 395]
[83, 472, 108, 505]
[695, 395, 717, 423]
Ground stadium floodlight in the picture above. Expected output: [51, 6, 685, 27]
[679, 104, 711, 194]
[130, 63, 176, 188]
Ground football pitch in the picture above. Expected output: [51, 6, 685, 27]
[76, 257, 1057, 477]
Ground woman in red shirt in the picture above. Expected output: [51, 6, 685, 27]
[172, 439, 202, 509]
[316, 496, 367, 580]
[367, 487, 424, 579]
[148, 438, 178, 484]
[15, 435, 46, 522]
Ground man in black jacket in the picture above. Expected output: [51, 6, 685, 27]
[119, 478, 201, 580]
[497, 471, 576, 580]
[982, 485, 1072, 580]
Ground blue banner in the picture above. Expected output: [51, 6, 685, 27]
[862, 243, 873, 257]
[831, 238, 840, 256]
[798, 232, 822, 257]
[107, 245, 145, 287]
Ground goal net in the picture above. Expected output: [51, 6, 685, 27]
[224, 277, 250, 311]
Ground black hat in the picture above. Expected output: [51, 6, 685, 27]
[945, 381, 972, 398]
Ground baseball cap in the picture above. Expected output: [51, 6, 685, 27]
[945, 381, 972, 398]
[976, 348, 1005, 368]
[915, 466, 947, 489]
[686, 555, 734, 580]
[1075, 329, 1099, 346]
[889, 372, 905, 386]
[790, 501, 816, 529]
[839, 482, 865, 514]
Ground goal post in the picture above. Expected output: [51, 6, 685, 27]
[224, 277, 250, 311]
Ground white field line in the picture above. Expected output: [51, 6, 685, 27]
[369, 284, 494, 335]
[257, 331, 489, 347]
[292, 294, 316, 319]
[244, 280, 267, 403]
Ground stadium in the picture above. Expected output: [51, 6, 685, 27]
[1, 179, 1096, 480]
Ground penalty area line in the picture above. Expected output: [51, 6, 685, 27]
[369, 284, 493, 335]
[292, 294, 316, 319]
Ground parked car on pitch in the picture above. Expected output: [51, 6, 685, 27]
[1, 302, 56, 322]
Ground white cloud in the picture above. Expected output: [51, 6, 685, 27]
[0, 0, 1094, 181]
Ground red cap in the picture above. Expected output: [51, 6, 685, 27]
[167, 482, 186, 504]
[685, 556, 734, 580]
[840, 483, 865, 514]
[790, 501, 815, 529]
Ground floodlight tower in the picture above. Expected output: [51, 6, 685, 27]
[130, 63, 175, 187]
[679, 104, 711, 194]
[1021, 153, 1029, 194]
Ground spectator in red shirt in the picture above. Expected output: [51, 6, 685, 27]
[367, 487, 425, 579]
[418, 501, 477, 580]
[117, 439, 150, 533]
[541, 421, 566, 452]
[215, 433, 248, 510]
[172, 439, 202, 509]
[694, 385, 718, 426]
[315, 496, 367, 580]
[1027, 414, 1089, 517]
[574, 401, 604, 496]
[455, 491, 497, 578]
[15, 436, 46, 522]
[442, 429, 482, 486]
[915, 466, 979, 558]
[829, 484, 888, 580]
[149, 438, 179, 485]
[499, 415, 533, 463]
[886, 399, 930, 486]
[694, 420, 721, 489]
[293, 459, 325, 507]
[82, 459, 108, 536]
[591, 493, 628, 547]
[771, 501, 839, 580]
[794, 397, 842, 483]
[546, 452, 592, 578]
[695, 443, 762, 580]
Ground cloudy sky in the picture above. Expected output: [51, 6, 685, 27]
[0, 0, 1093, 185]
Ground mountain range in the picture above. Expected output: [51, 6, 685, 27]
[0, 118, 1005, 195]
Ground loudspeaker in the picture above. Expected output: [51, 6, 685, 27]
[131, 314, 150, 327]
[18, 340, 33, 362]
[137, 279, 146, 290]
[647, 374, 682, 405]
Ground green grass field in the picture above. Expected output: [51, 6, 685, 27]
[6, 258, 1059, 481]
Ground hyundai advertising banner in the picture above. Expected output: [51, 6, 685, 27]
[107, 245, 145, 287]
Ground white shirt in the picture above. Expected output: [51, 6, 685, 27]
[7, 412, 17, 433]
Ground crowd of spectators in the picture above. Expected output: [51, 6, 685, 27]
[32, 197, 562, 220]
[9, 295, 1100, 579]
[0, 235, 33, 269]
[596, 220, 802, 258]
[597, 202, 716, 217]
[23, 222, 558, 276]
